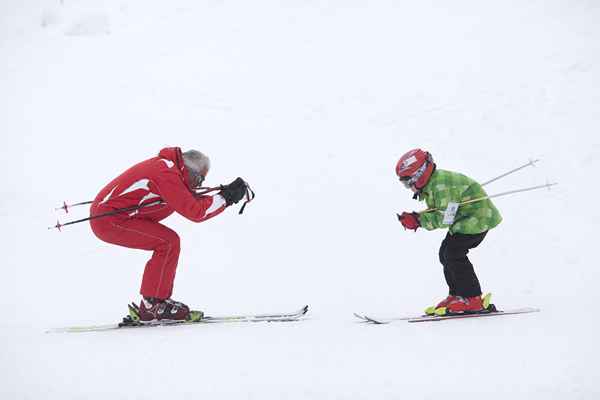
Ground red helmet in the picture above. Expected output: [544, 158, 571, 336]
[395, 149, 435, 190]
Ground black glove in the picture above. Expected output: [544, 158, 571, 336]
[220, 177, 247, 206]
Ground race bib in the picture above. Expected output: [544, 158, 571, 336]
[443, 202, 459, 225]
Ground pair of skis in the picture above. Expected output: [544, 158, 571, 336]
[48, 305, 309, 333]
[354, 306, 540, 324]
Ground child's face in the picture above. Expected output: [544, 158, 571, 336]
[399, 177, 418, 193]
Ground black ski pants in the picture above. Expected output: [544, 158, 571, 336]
[438, 231, 487, 298]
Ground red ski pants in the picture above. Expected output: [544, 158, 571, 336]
[90, 213, 180, 300]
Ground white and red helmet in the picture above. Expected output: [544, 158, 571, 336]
[395, 149, 435, 190]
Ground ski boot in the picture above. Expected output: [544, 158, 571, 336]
[121, 298, 204, 326]
[424, 295, 457, 315]
[434, 293, 494, 316]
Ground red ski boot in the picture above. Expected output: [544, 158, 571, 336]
[424, 295, 457, 315]
[138, 297, 191, 323]
[437, 295, 484, 315]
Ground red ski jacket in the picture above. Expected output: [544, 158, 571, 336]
[91, 147, 226, 222]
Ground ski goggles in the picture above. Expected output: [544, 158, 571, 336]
[399, 176, 414, 188]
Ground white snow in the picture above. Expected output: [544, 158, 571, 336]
[2, 0, 599, 399]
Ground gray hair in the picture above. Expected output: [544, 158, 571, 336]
[182, 149, 211, 175]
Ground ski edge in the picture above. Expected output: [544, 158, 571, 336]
[407, 307, 540, 323]
[203, 304, 309, 322]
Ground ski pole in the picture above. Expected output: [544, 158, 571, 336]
[481, 159, 539, 187]
[55, 200, 95, 213]
[420, 182, 558, 214]
[193, 186, 221, 196]
[55, 186, 223, 215]
[49, 200, 164, 231]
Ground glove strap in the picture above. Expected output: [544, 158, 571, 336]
[238, 184, 255, 215]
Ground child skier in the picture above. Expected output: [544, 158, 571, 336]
[395, 149, 502, 315]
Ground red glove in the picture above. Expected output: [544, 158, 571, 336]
[397, 212, 420, 231]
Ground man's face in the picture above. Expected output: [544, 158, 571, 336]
[188, 167, 208, 189]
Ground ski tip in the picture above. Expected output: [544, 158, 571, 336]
[364, 316, 390, 325]
[353, 313, 375, 322]
[302, 305, 309, 315]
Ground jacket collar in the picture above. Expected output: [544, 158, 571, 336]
[158, 147, 193, 190]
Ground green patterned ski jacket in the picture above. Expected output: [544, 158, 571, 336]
[417, 169, 502, 235]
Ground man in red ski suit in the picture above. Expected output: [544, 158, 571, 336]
[90, 147, 248, 323]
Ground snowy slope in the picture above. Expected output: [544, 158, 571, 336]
[2, 0, 599, 399]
